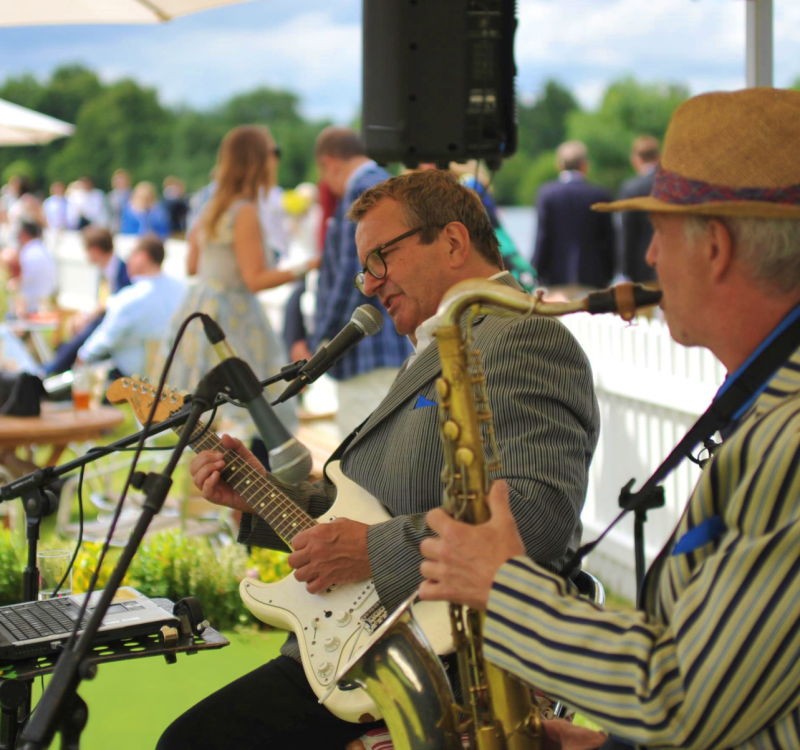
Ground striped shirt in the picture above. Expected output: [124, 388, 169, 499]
[310, 162, 413, 380]
[484, 344, 800, 749]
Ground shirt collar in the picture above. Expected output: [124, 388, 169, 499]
[345, 160, 376, 194]
[411, 270, 509, 356]
[104, 253, 121, 282]
[129, 273, 161, 284]
[558, 170, 585, 183]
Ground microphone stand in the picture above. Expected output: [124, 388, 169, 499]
[0, 361, 304, 750]
[0, 489, 59, 749]
[17, 368, 217, 750]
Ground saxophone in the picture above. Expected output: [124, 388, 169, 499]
[333, 280, 662, 750]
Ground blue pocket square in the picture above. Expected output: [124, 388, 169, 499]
[414, 395, 437, 409]
[672, 516, 726, 556]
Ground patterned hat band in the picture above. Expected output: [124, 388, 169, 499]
[652, 168, 800, 207]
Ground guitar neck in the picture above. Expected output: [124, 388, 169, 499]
[175, 420, 315, 547]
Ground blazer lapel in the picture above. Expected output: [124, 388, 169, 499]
[345, 272, 523, 452]
[346, 342, 442, 451]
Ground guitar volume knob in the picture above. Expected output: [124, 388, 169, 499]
[334, 610, 351, 627]
[317, 661, 333, 676]
[324, 636, 340, 652]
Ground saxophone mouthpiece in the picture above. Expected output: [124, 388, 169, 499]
[586, 283, 662, 321]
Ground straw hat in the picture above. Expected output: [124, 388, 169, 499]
[593, 87, 800, 219]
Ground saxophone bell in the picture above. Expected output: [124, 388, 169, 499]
[333, 593, 462, 750]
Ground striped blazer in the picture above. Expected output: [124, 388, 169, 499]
[240, 272, 600, 660]
[484, 344, 800, 749]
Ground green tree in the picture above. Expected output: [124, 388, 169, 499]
[519, 79, 580, 156]
[47, 79, 173, 188]
[492, 79, 578, 205]
[40, 65, 103, 124]
[491, 152, 534, 205]
[0, 74, 49, 186]
[163, 88, 329, 191]
[1, 159, 36, 185]
[565, 77, 688, 191]
[517, 150, 558, 206]
[218, 88, 328, 187]
[0, 73, 45, 111]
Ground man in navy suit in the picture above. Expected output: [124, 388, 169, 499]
[532, 141, 616, 291]
[301, 127, 413, 436]
[616, 136, 660, 283]
[43, 227, 131, 375]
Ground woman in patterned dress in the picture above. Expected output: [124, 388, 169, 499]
[162, 125, 319, 449]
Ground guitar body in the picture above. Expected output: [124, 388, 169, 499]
[240, 461, 452, 723]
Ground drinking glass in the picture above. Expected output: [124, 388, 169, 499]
[72, 365, 91, 411]
[38, 549, 72, 600]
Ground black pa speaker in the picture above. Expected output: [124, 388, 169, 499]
[362, 0, 518, 169]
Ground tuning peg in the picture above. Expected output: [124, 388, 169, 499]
[163, 383, 171, 392]
[142, 376, 150, 385]
[131, 373, 141, 381]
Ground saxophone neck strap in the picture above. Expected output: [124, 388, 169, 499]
[566, 303, 800, 578]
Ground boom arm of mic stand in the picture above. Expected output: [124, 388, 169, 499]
[0, 362, 307, 504]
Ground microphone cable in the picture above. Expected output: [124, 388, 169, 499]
[64, 311, 207, 649]
[48, 403, 220, 600]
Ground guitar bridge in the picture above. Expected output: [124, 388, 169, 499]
[360, 601, 388, 634]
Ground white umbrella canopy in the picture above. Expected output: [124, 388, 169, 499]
[0, 98, 74, 146]
[0, 0, 253, 26]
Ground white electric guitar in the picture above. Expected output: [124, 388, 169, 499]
[107, 376, 451, 724]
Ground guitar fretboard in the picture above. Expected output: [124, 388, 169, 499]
[175, 419, 316, 548]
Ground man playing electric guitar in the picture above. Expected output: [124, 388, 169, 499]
[157, 169, 600, 750]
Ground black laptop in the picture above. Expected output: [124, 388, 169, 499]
[0, 587, 180, 662]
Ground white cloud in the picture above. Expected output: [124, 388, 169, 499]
[515, 0, 750, 96]
[514, 0, 800, 97]
[28, 9, 362, 121]
[135, 11, 360, 119]
[1, 0, 798, 120]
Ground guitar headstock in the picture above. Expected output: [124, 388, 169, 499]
[106, 374, 189, 425]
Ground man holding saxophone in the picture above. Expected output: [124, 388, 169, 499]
[158, 169, 600, 749]
[421, 88, 800, 749]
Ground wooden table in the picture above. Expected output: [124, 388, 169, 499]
[0, 403, 125, 466]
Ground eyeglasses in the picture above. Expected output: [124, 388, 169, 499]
[354, 226, 424, 295]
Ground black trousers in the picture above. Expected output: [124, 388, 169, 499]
[156, 654, 383, 750]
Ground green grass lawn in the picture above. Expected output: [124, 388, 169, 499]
[30, 629, 285, 750]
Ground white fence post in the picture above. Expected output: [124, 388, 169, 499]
[561, 314, 725, 601]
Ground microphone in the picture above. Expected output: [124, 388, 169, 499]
[201, 316, 312, 485]
[274, 305, 384, 405]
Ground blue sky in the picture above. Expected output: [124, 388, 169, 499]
[0, 0, 797, 122]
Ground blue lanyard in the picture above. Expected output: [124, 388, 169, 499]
[716, 301, 800, 422]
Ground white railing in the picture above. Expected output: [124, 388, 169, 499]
[561, 313, 726, 601]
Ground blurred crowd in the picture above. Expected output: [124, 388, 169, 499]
[0, 125, 659, 441]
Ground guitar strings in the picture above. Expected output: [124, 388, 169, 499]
[173, 411, 366, 602]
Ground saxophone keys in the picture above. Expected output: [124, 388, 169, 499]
[443, 421, 460, 441]
[436, 378, 450, 399]
[455, 447, 475, 467]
